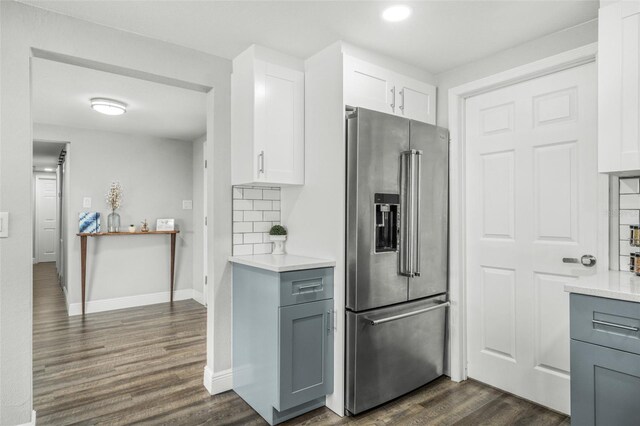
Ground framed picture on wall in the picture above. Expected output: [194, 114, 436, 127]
[156, 218, 175, 231]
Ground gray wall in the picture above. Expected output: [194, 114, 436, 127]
[435, 19, 598, 128]
[0, 2, 231, 423]
[34, 123, 196, 305]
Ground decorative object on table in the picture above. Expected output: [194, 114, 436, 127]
[105, 180, 123, 232]
[140, 219, 149, 232]
[156, 218, 175, 231]
[128, 224, 136, 233]
[269, 224, 287, 255]
[78, 212, 101, 234]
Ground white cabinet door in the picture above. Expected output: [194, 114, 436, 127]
[397, 77, 436, 125]
[599, 1, 640, 174]
[255, 61, 305, 185]
[231, 46, 305, 186]
[344, 56, 395, 115]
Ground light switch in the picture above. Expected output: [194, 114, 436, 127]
[83, 197, 92, 208]
[182, 200, 193, 210]
[0, 212, 8, 238]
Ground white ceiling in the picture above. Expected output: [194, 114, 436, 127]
[22, 0, 598, 75]
[32, 58, 207, 141]
[33, 141, 66, 170]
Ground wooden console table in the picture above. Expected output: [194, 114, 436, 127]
[76, 230, 179, 315]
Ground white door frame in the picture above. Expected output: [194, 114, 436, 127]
[447, 42, 608, 382]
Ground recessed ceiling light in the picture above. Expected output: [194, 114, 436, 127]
[90, 98, 127, 116]
[382, 5, 412, 22]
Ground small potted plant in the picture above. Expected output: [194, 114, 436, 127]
[269, 225, 287, 255]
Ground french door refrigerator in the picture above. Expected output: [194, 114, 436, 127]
[345, 107, 449, 415]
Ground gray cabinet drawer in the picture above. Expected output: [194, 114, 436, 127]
[279, 268, 333, 307]
[570, 294, 640, 356]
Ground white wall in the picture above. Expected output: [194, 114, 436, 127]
[34, 123, 197, 311]
[280, 42, 346, 415]
[0, 2, 231, 424]
[435, 20, 598, 128]
[192, 134, 205, 302]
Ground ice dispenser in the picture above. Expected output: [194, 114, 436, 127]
[374, 193, 399, 253]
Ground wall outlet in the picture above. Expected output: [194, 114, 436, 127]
[182, 200, 193, 210]
[83, 197, 92, 208]
[0, 212, 8, 238]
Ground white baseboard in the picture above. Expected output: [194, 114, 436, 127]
[67, 289, 201, 316]
[32, 258, 36, 264]
[17, 410, 36, 426]
[192, 289, 205, 306]
[203, 366, 233, 395]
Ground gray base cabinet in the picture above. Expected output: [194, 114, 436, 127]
[570, 294, 640, 425]
[233, 264, 334, 425]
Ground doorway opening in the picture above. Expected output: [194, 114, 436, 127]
[30, 54, 212, 423]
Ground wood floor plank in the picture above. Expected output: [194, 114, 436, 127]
[33, 262, 570, 425]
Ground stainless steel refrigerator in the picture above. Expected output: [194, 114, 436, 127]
[345, 107, 449, 415]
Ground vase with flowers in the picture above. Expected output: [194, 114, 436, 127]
[106, 181, 123, 233]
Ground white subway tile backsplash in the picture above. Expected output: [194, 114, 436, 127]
[243, 210, 262, 222]
[234, 244, 253, 255]
[232, 186, 281, 255]
[253, 221, 272, 232]
[243, 188, 263, 200]
[253, 200, 273, 211]
[620, 194, 640, 210]
[263, 189, 280, 200]
[620, 210, 639, 225]
[621, 256, 631, 271]
[243, 233, 263, 244]
[263, 211, 280, 221]
[620, 241, 636, 256]
[620, 178, 640, 194]
[233, 222, 253, 233]
[233, 199, 253, 210]
[253, 243, 273, 254]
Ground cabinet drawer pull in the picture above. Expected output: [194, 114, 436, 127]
[592, 319, 639, 332]
[296, 283, 322, 292]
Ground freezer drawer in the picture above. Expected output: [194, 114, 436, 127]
[345, 296, 447, 415]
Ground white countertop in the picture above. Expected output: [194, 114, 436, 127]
[228, 254, 336, 273]
[564, 270, 640, 303]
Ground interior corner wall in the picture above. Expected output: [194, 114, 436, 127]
[33, 123, 195, 309]
[434, 19, 598, 128]
[0, 2, 231, 424]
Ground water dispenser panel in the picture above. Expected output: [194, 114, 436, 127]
[374, 193, 399, 253]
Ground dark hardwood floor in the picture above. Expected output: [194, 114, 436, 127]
[33, 262, 569, 425]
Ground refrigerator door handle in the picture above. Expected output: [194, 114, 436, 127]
[399, 151, 413, 277]
[366, 301, 451, 326]
[414, 150, 422, 277]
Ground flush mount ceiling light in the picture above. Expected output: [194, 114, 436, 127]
[90, 98, 127, 116]
[382, 5, 412, 22]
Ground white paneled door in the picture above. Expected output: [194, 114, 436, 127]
[465, 63, 598, 414]
[36, 175, 58, 263]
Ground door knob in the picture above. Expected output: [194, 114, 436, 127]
[562, 255, 596, 267]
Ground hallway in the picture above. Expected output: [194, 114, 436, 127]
[32, 262, 257, 424]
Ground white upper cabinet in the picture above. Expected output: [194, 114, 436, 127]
[599, 1, 640, 175]
[232, 45, 304, 186]
[344, 55, 436, 125]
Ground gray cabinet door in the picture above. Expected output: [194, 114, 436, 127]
[278, 299, 333, 412]
[571, 339, 640, 426]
